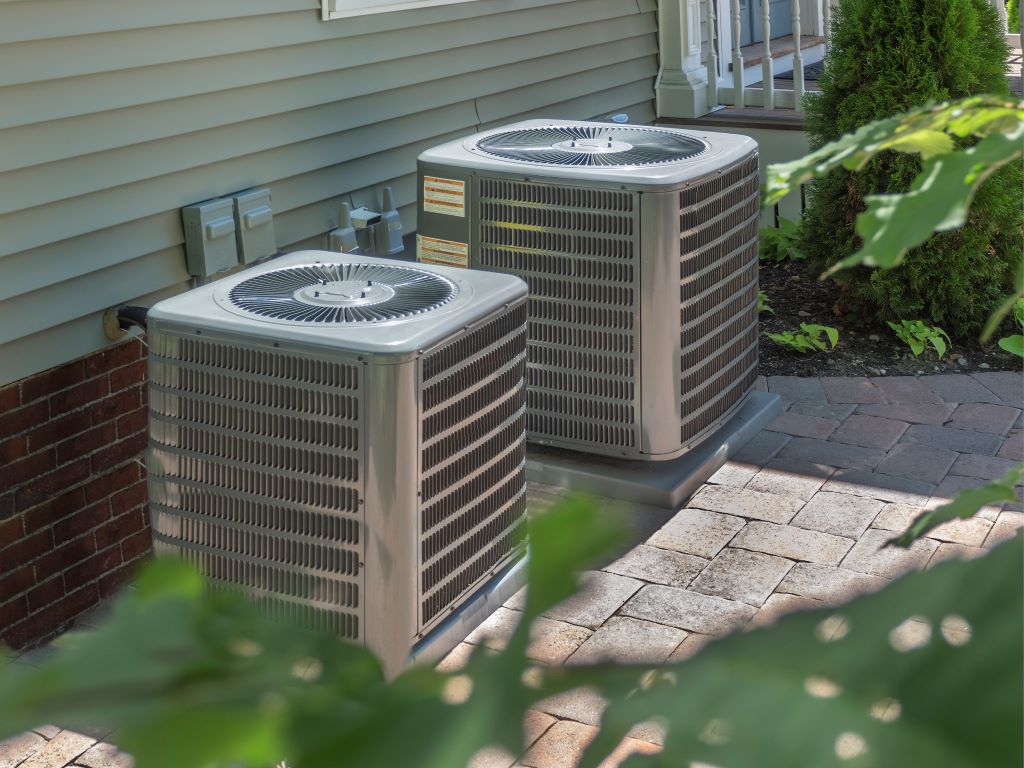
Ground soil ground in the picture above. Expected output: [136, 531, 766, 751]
[757, 259, 1023, 377]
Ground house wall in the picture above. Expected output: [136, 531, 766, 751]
[0, 0, 658, 646]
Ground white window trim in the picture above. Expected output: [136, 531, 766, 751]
[322, 0, 478, 20]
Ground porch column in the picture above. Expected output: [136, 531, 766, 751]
[655, 0, 710, 118]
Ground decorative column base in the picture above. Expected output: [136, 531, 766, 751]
[655, 68, 711, 119]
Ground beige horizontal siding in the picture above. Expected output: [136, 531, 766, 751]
[0, 0, 657, 385]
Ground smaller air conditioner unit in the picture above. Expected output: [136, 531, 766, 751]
[416, 120, 760, 462]
[146, 251, 529, 675]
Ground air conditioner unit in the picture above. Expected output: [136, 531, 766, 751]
[416, 120, 760, 461]
[146, 251, 529, 676]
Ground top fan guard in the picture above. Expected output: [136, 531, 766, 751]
[472, 125, 708, 167]
[228, 263, 458, 323]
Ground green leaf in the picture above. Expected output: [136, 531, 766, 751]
[763, 96, 1024, 207]
[823, 124, 1024, 275]
[998, 334, 1024, 357]
[887, 466, 1023, 547]
[929, 334, 947, 359]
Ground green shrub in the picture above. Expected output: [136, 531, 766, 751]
[1009, 0, 1021, 34]
[801, 0, 1023, 338]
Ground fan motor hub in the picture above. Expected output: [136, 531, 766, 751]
[294, 280, 396, 307]
[552, 137, 634, 154]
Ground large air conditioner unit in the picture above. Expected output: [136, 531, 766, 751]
[416, 120, 760, 461]
[146, 251, 529, 676]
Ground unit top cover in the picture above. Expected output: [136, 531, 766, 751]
[418, 119, 758, 188]
[147, 251, 527, 359]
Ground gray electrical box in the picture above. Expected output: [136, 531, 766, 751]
[182, 197, 238, 277]
[232, 188, 276, 264]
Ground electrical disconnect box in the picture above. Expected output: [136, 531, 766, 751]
[232, 188, 276, 264]
[182, 197, 238, 277]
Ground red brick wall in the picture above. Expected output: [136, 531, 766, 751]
[0, 338, 150, 649]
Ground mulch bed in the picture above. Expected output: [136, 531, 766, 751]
[757, 259, 1022, 377]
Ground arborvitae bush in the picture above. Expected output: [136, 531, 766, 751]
[801, 0, 1023, 338]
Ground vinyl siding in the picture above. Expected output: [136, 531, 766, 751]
[0, 0, 657, 384]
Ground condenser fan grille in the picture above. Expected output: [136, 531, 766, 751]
[228, 263, 458, 323]
[473, 125, 707, 167]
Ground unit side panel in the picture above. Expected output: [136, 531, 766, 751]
[678, 151, 760, 447]
[416, 162, 474, 268]
[147, 323, 366, 640]
[473, 175, 642, 456]
[416, 300, 529, 637]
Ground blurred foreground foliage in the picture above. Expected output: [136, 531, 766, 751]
[0, 492, 1021, 768]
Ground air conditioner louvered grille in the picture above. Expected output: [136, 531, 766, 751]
[419, 305, 528, 631]
[478, 178, 640, 452]
[150, 483, 359, 543]
[679, 152, 760, 446]
[149, 331, 363, 640]
[152, 542, 360, 638]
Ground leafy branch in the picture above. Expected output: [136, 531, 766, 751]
[763, 96, 1024, 279]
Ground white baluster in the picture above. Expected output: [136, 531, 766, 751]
[792, 0, 804, 103]
[822, 0, 830, 48]
[762, 0, 774, 108]
[732, 0, 744, 107]
[706, 0, 719, 108]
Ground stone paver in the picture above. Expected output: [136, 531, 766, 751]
[750, 592, 821, 627]
[689, 484, 804, 524]
[647, 508, 745, 559]
[785, 401, 857, 421]
[820, 377, 886, 404]
[776, 562, 888, 603]
[777, 436, 884, 471]
[828, 414, 908, 450]
[901, 423, 1003, 456]
[856, 402, 956, 425]
[731, 521, 854, 565]
[946, 402, 1021, 435]
[929, 542, 987, 566]
[526, 618, 594, 665]
[545, 572, 643, 630]
[922, 374, 1002, 404]
[730, 429, 790, 465]
[875, 442, 958, 484]
[535, 687, 607, 726]
[689, 548, 793, 606]
[765, 411, 838, 439]
[568, 617, 687, 665]
[766, 376, 827, 402]
[928, 517, 992, 547]
[0, 732, 47, 768]
[869, 376, 942, 403]
[520, 721, 597, 768]
[820, 469, 934, 506]
[791, 491, 883, 538]
[998, 430, 1024, 461]
[970, 372, 1024, 406]
[929, 475, 1006, 517]
[744, 458, 833, 501]
[76, 742, 134, 768]
[19, 731, 95, 768]
[840, 528, 938, 578]
[706, 459, 760, 488]
[985, 511, 1024, 548]
[621, 585, 756, 636]
[947, 453, 1021, 481]
[604, 545, 708, 588]
[870, 502, 924, 533]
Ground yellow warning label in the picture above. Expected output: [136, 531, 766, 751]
[417, 234, 469, 268]
[423, 175, 466, 218]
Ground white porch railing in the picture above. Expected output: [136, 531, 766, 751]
[656, 0, 1014, 118]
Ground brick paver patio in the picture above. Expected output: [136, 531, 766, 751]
[2, 372, 1021, 768]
